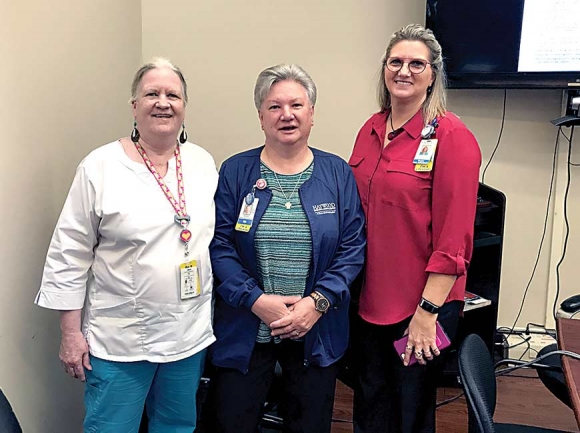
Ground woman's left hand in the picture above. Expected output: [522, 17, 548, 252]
[270, 297, 322, 339]
[403, 308, 439, 366]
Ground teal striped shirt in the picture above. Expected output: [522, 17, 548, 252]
[255, 161, 314, 343]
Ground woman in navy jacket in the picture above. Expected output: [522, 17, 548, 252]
[209, 64, 365, 433]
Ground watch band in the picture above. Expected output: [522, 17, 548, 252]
[310, 291, 330, 314]
[419, 297, 441, 314]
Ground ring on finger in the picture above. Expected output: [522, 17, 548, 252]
[293, 330, 300, 337]
[415, 351, 423, 358]
[433, 347, 440, 354]
[405, 344, 413, 351]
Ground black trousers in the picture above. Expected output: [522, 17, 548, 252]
[352, 301, 462, 433]
[209, 340, 338, 433]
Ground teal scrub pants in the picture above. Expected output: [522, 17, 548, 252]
[83, 350, 206, 433]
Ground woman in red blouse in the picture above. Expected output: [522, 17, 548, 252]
[349, 24, 481, 432]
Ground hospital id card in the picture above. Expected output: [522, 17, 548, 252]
[180, 260, 201, 300]
[414, 139, 438, 172]
[235, 198, 259, 232]
[413, 139, 438, 164]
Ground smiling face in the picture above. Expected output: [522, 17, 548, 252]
[385, 40, 434, 107]
[132, 67, 185, 142]
[258, 79, 314, 149]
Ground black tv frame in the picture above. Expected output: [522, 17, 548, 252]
[445, 74, 580, 90]
[426, 0, 580, 90]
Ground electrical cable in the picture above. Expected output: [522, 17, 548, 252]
[496, 349, 580, 376]
[436, 348, 580, 409]
[435, 350, 580, 409]
[505, 127, 561, 338]
[507, 335, 531, 350]
[481, 89, 507, 184]
[500, 373, 540, 379]
[436, 391, 465, 408]
[564, 127, 580, 166]
[525, 323, 546, 334]
[518, 340, 532, 361]
[523, 323, 555, 338]
[553, 125, 575, 319]
[562, 129, 570, 142]
[435, 348, 580, 408]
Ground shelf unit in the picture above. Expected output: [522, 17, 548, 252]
[443, 183, 506, 383]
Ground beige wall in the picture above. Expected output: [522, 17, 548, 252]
[141, 0, 426, 164]
[0, 1, 141, 431]
[2, 0, 579, 430]
[448, 89, 570, 328]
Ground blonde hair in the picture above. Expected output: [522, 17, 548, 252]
[377, 24, 447, 123]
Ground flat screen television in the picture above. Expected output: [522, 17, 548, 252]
[425, 0, 580, 89]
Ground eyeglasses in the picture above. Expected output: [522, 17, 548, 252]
[385, 57, 431, 74]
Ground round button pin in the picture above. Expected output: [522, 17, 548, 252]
[255, 178, 267, 190]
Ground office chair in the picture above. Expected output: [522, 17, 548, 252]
[458, 334, 565, 433]
[536, 343, 571, 408]
[0, 389, 22, 433]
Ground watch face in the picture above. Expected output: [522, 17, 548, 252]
[316, 298, 330, 312]
[419, 299, 439, 314]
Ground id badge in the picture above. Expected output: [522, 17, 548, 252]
[414, 139, 438, 172]
[235, 198, 259, 232]
[413, 139, 438, 164]
[180, 260, 201, 300]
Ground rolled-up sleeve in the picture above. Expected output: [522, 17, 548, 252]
[35, 164, 100, 310]
[425, 125, 481, 276]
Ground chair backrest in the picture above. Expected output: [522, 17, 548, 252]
[458, 334, 497, 433]
[0, 389, 22, 433]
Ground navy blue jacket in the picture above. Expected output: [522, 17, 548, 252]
[209, 147, 366, 372]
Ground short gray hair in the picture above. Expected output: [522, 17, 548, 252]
[378, 24, 447, 123]
[130, 57, 188, 105]
[254, 64, 317, 110]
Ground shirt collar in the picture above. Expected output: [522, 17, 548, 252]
[404, 110, 426, 140]
[371, 109, 425, 140]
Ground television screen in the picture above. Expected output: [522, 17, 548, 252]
[426, 0, 580, 89]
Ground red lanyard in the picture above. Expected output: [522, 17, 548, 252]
[134, 142, 192, 251]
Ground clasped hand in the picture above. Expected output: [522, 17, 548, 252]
[251, 294, 322, 340]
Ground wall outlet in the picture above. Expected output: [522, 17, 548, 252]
[506, 334, 556, 360]
[528, 334, 557, 359]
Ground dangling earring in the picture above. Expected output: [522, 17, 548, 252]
[179, 123, 188, 144]
[131, 120, 140, 143]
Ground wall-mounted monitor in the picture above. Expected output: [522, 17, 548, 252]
[426, 0, 580, 89]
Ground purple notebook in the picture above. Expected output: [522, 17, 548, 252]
[393, 321, 451, 365]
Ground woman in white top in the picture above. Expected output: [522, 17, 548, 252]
[35, 58, 218, 433]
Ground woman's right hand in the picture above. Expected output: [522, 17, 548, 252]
[59, 331, 91, 382]
[251, 294, 301, 327]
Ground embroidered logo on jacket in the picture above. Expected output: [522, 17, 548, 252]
[312, 203, 337, 215]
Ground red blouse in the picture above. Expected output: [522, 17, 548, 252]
[349, 110, 481, 325]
